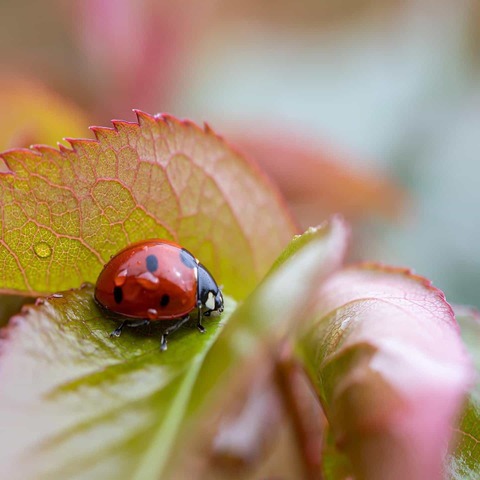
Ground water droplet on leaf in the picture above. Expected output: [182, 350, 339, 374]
[340, 317, 351, 330]
[34, 242, 52, 258]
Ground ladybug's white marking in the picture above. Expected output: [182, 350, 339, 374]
[205, 291, 215, 310]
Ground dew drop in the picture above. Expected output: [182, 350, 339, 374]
[34, 242, 52, 258]
[51, 293, 63, 299]
[340, 317, 351, 330]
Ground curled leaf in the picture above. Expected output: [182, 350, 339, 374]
[162, 217, 349, 477]
[158, 217, 348, 479]
[301, 264, 474, 480]
[197, 217, 349, 386]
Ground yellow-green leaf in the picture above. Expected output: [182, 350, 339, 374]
[0, 112, 297, 298]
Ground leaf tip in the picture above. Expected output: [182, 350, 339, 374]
[133, 109, 156, 126]
[65, 137, 98, 152]
[89, 125, 115, 142]
[57, 142, 71, 153]
[110, 118, 137, 132]
[203, 121, 215, 135]
[31, 144, 60, 155]
[0, 148, 42, 175]
[0, 156, 12, 174]
[308, 214, 350, 250]
[322, 213, 349, 234]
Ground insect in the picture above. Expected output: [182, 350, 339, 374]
[94, 239, 224, 350]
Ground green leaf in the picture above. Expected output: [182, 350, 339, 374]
[448, 305, 480, 480]
[269, 221, 346, 273]
[190, 217, 349, 402]
[322, 427, 354, 480]
[0, 284, 236, 479]
[0, 112, 296, 298]
[300, 265, 474, 480]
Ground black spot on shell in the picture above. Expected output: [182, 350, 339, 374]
[113, 286, 123, 304]
[160, 294, 170, 307]
[180, 248, 196, 269]
[146, 254, 158, 272]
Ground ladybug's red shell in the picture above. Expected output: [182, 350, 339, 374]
[95, 240, 198, 320]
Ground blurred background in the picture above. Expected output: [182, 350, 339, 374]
[0, 0, 479, 308]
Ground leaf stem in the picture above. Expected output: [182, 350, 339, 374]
[274, 341, 325, 480]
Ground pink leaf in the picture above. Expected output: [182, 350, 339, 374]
[70, 0, 216, 119]
[301, 264, 474, 480]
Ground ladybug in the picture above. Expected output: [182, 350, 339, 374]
[94, 239, 224, 350]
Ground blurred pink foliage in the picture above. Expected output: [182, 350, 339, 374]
[70, 0, 215, 121]
[230, 128, 403, 229]
[311, 264, 474, 480]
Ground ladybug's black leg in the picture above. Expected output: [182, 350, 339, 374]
[160, 315, 190, 351]
[110, 319, 150, 338]
[128, 319, 151, 328]
[110, 320, 128, 338]
[197, 303, 206, 334]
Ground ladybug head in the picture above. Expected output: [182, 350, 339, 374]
[197, 263, 224, 314]
[214, 290, 224, 313]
